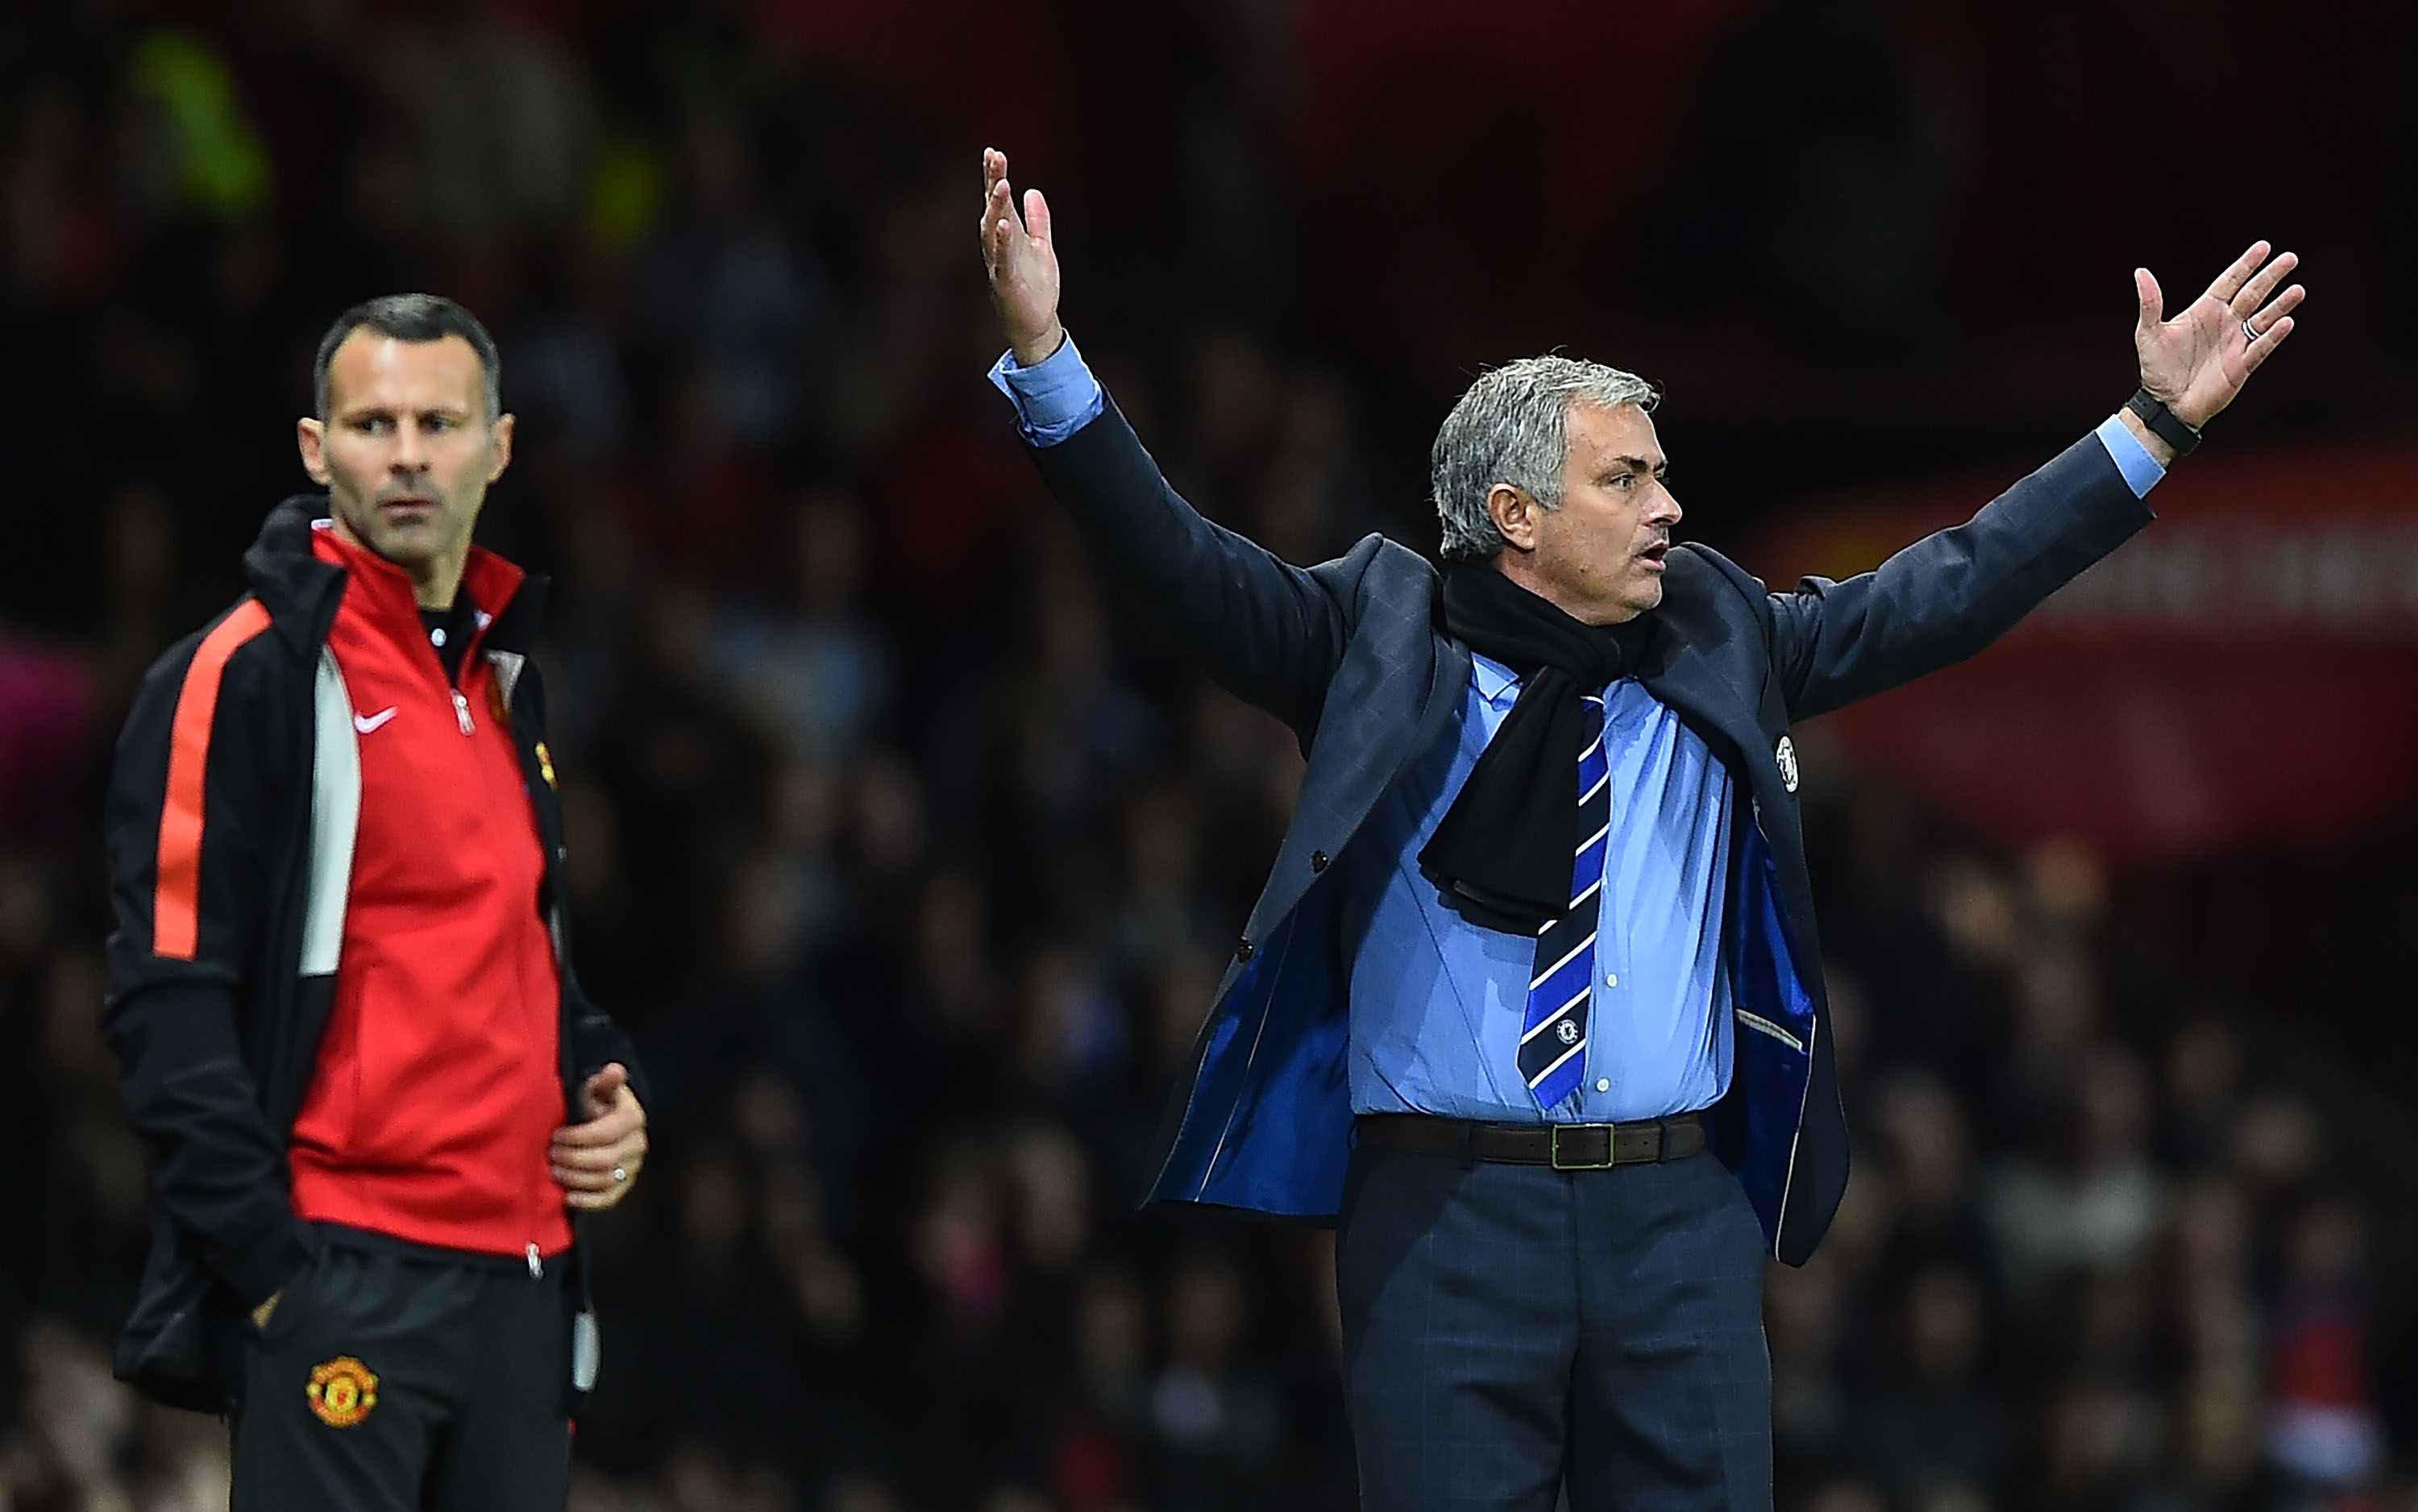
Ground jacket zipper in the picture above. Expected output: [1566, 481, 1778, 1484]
[451, 689, 474, 734]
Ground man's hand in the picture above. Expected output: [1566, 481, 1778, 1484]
[551, 1062, 647, 1212]
[2136, 240, 2304, 432]
[981, 147, 1065, 368]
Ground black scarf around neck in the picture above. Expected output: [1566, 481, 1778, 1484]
[1420, 563, 1651, 933]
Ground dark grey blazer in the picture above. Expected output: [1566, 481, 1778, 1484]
[1028, 399, 2151, 1264]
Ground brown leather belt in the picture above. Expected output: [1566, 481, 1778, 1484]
[1355, 1111, 1706, 1170]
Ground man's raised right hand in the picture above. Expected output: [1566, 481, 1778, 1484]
[981, 147, 1066, 368]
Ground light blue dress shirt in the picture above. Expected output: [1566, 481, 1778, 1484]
[990, 339, 2170, 1124]
[1336, 656, 1735, 1122]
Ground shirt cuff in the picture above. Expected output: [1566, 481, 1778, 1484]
[2094, 413, 2167, 498]
[987, 334, 1106, 447]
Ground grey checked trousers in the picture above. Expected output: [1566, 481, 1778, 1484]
[1336, 1140, 1772, 1512]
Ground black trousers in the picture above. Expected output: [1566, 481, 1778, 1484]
[1336, 1142, 1773, 1512]
[231, 1243, 571, 1512]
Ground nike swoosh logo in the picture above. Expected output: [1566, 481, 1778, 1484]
[352, 708, 398, 733]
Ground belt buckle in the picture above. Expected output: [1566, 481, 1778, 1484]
[1549, 1124, 1616, 1171]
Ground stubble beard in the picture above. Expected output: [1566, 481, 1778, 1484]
[331, 481, 466, 576]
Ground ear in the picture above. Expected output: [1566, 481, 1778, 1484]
[297, 417, 332, 485]
[486, 413, 516, 484]
[1485, 482, 1540, 554]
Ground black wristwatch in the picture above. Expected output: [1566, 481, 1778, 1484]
[2125, 387, 2201, 456]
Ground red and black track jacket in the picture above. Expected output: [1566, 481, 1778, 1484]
[102, 496, 643, 1414]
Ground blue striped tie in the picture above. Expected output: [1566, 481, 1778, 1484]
[1519, 696, 1609, 1108]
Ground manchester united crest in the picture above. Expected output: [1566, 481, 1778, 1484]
[307, 1356, 380, 1427]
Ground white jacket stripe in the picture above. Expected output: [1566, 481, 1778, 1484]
[300, 648, 361, 978]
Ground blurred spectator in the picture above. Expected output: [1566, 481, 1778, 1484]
[1142, 1250, 1282, 1512]
[1984, 1041, 2167, 1301]
[2264, 1198, 2387, 1506]
[708, 492, 887, 762]
[1847, 1266, 2005, 1506]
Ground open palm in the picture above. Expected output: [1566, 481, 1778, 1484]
[2138, 241, 2303, 430]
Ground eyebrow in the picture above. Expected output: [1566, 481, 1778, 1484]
[341, 401, 473, 419]
[1606, 455, 1668, 476]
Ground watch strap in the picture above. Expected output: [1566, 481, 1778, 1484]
[2125, 387, 2202, 456]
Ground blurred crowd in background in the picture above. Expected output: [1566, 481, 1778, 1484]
[2, 2, 2416, 1512]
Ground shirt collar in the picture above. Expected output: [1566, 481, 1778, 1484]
[1471, 653, 1523, 710]
[1471, 653, 1642, 710]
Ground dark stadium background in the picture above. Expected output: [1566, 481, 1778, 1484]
[2, 2, 2416, 1510]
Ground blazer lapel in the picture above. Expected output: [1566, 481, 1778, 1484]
[1633, 609, 1764, 782]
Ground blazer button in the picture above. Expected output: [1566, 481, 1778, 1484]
[1310, 850, 1330, 874]
[1235, 939, 1256, 963]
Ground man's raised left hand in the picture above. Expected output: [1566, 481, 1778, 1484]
[2136, 240, 2304, 431]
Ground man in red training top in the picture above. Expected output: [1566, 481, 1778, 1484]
[104, 293, 649, 1511]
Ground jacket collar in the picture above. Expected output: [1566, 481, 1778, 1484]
[1626, 551, 1764, 779]
[1441, 551, 1762, 778]
[240, 494, 549, 656]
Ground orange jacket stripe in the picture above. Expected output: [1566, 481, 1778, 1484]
[153, 599, 272, 959]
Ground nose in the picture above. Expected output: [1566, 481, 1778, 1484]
[390, 418, 428, 473]
[1651, 480, 1681, 527]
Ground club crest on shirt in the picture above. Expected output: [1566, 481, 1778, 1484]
[1775, 735, 1799, 794]
[307, 1356, 379, 1427]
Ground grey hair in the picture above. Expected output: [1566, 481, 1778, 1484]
[1431, 356, 1658, 561]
